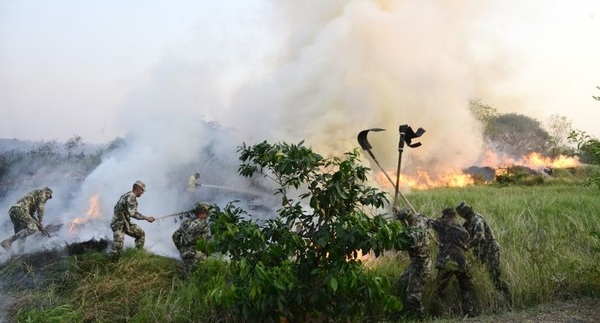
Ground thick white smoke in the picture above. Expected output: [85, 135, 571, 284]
[2, 0, 600, 260]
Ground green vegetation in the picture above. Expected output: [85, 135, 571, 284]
[2, 146, 600, 322]
[208, 141, 411, 322]
[484, 113, 552, 157]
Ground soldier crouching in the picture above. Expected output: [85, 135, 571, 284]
[172, 202, 212, 273]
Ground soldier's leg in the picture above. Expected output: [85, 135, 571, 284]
[109, 228, 125, 257]
[0, 236, 15, 251]
[180, 246, 198, 273]
[405, 269, 427, 320]
[126, 224, 146, 249]
[398, 267, 410, 299]
[457, 270, 476, 317]
[434, 269, 453, 299]
[487, 251, 512, 300]
[1, 208, 20, 250]
[14, 221, 38, 240]
[4, 208, 37, 253]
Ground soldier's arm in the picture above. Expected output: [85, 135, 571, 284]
[37, 203, 45, 224]
[126, 195, 148, 221]
[469, 219, 485, 247]
[194, 221, 213, 242]
[429, 218, 444, 233]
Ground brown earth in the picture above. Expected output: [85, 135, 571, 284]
[457, 298, 600, 323]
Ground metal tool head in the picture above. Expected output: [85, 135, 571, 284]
[357, 128, 386, 150]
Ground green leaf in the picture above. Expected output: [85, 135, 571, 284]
[329, 277, 338, 292]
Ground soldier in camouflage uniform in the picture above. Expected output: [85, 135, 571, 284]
[393, 207, 432, 321]
[431, 208, 476, 318]
[108, 180, 155, 258]
[172, 202, 211, 272]
[456, 201, 511, 300]
[1, 187, 53, 253]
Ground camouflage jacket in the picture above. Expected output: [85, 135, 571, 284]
[187, 176, 197, 192]
[430, 217, 470, 271]
[12, 189, 50, 224]
[405, 214, 431, 260]
[111, 191, 146, 226]
[172, 217, 210, 249]
[462, 213, 500, 256]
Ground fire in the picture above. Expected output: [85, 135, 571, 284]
[482, 151, 580, 169]
[69, 194, 102, 231]
[372, 152, 580, 190]
[522, 152, 580, 169]
[399, 169, 475, 190]
[375, 169, 475, 190]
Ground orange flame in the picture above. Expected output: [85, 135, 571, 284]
[373, 152, 580, 190]
[375, 169, 475, 190]
[482, 151, 580, 169]
[69, 194, 102, 231]
[522, 152, 580, 169]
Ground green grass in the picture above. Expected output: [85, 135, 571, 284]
[397, 184, 600, 316]
[2, 183, 600, 322]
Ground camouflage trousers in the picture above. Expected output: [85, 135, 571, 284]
[108, 222, 145, 257]
[9, 206, 39, 238]
[435, 268, 475, 317]
[7, 206, 39, 252]
[398, 257, 431, 319]
[479, 247, 511, 300]
[177, 245, 206, 272]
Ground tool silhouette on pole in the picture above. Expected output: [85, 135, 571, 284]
[357, 125, 425, 213]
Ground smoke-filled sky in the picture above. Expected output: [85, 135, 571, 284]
[2, 1, 600, 150]
[1, 0, 600, 258]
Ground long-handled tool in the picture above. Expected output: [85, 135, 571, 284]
[394, 124, 426, 210]
[357, 128, 417, 213]
[155, 210, 193, 221]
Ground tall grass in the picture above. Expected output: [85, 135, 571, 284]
[390, 184, 600, 317]
[3, 183, 600, 322]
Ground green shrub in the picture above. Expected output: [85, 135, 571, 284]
[207, 141, 411, 322]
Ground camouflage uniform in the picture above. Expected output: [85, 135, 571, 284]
[430, 208, 475, 317]
[187, 173, 200, 193]
[108, 190, 149, 257]
[457, 202, 511, 300]
[395, 210, 432, 320]
[172, 205, 211, 271]
[1, 187, 52, 253]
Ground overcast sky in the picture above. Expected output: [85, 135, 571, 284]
[1, 0, 599, 161]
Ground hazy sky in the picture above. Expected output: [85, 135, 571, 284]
[1, 0, 600, 259]
[1, 0, 600, 168]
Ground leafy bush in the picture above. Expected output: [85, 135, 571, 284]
[207, 141, 411, 322]
[569, 130, 600, 188]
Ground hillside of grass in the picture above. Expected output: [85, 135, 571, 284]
[1, 178, 599, 322]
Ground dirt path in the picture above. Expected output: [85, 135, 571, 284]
[459, 298, 600, 323]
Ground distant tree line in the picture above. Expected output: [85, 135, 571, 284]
[0, 135, 124, 198]
[469, 99, 575, 158]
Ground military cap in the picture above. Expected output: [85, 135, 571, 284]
[442, 207, 456, 217]
[456, 201, 473, 215]
[43, 187, 53, 198]
[395, 208, 412, 220]
[194, 202, 211, 213]
[134, 180, 146, 191]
